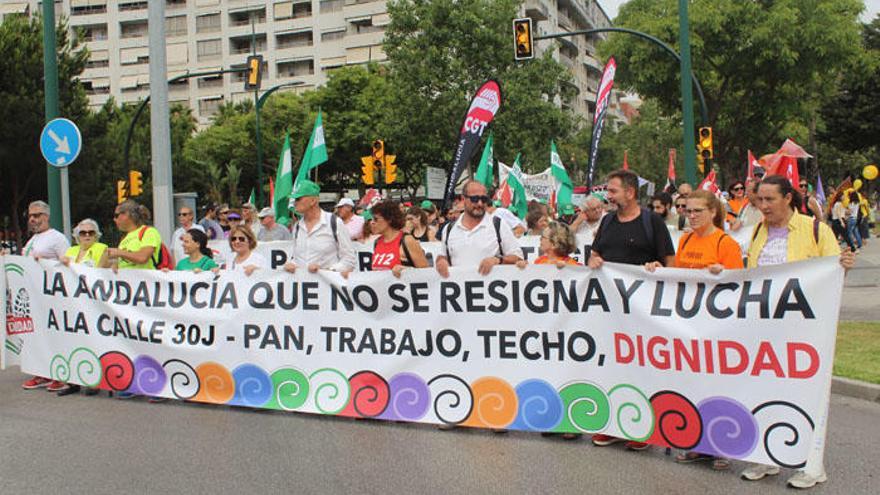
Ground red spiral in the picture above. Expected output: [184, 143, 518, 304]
[648, 390, 702, 449]
[339, 371, 390, 418]
[99, 351, 134, 391]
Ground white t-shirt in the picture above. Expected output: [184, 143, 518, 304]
[22, 229, 69, 260]
[342, 214, 365, 240]
[171, 224, 205, 264]
[290, 211, 357, 272]
[226, 252, 268, 272]
[440, 213, 524, 267]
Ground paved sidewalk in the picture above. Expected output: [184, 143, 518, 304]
[841, 236, 880, 321]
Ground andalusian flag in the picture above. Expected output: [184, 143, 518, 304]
[274, 133, 293, 226]
[549, 141, 572, 210]
[295, 111, 328, 186]
[247, 188, 255, 207]
[474, 133, 495, 188]
[507, 154, 528, 219]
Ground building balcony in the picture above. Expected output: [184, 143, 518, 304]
[343, 1, 387, 21]
[343, 31, 383, 50]
[524, 0, 549, 22]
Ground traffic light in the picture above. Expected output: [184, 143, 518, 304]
[371, 139, 385, 168]
[129, 170, 144, 197]
[384, 155, 397, 184]
[513, 18, 534, 61]
[697, 127, 713, 161]
[117, 180, 128, 204]
[244, 54, 263, 91]
[361, 156, 375, 185]
[696, 153, 705, 174]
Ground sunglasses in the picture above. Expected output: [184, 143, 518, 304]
[79, 230, 96, 236]
[230, 236, 247, 242]
[732, 186, 744, 191]
[466, 195, 491, 204]
[113, 212, 124, 218]
[178, 212, 192, 217]
[675, 204, 687, 208]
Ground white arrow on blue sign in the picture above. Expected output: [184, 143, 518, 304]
[39, 118, 82, 168]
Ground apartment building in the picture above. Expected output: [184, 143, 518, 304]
[1, 0, 623, 126]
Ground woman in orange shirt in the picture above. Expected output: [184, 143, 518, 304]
[519, 221, 581, 268]
[647, 189, 742, 469]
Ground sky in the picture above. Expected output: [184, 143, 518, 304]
[599, 0, 880, 22]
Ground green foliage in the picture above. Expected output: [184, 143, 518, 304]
[599, 0, 863, 180]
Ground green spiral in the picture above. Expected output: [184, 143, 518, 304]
[70, 347, 101, 387]
[554, 382, 610, 433]
[49, 354, 70, 382]
[265, 368, 310, 411]
[610, 384, 655, 442]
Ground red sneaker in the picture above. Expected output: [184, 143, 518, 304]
[626, 441, 650, 451]
[591, 434, 625, 446]
[47, 381, 71, 392]
[22, 376, 51, 390]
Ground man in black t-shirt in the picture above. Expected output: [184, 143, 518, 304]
[587, 169, 675, 451]
[588, 170, 675, 268]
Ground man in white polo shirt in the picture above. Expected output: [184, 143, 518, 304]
[435, 180, 523, 278]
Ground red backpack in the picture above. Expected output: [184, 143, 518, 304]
[138, 226, 174, 270]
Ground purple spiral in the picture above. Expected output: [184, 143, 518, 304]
[378, 373, 430, 421]
[127, 355, 167, 396]
[693, 397, 758, 459]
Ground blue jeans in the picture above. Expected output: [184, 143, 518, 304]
[846, 217, 862, 249]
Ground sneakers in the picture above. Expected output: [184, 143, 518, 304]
[591, 434, 625, 446]
[787, 470, 827, 489]
[22, 376, 51, 390]
[740, 463, 781, 481]
[115, 392, 136, 399]
[625, 441, 650, 451]
[47, 381, 71, 393]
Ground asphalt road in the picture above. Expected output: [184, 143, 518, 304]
[840, 238, 880, 321]
[0, 369, 878, 495]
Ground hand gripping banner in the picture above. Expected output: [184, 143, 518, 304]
[586, 57, 617, 188]
[2, 254, 844, 470]
[443, 80, 502, 209]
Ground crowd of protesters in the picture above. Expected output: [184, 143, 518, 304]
[3, 166, 872, 490]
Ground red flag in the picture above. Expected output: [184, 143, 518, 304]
[495, 181, 512, 207]
[622, 150, 629, 170]
[779, 156, 800, 186]
[358, 188, 382, 209]
[269, 177, 275, 205]
[747, 150, 759, 181]
[698, 169, 720, 196]
[664, 149, 676, 192]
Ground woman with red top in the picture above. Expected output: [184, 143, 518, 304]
[371, 200, 429, 276]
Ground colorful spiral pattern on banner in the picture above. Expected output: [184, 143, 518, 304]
[48, 348, 816, 465]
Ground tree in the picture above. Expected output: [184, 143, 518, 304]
[0, 15, 88, 243]
[599, 0, 863, 181]
[383, 0, 576, 184]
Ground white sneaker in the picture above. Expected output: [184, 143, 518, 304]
[740, 463, 781, 481]
[787, 470, 828, 489]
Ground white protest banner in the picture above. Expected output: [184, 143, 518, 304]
[2, 256, 23, 369]
[498, 162, 555, 202]
[2, 254, 843, 468]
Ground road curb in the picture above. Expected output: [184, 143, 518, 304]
[832, 376, 880, 402]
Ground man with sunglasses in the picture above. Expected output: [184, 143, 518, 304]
[171, 206, 205, 265]
[435, 180, 523, 278]
[20, 201, 70, 391]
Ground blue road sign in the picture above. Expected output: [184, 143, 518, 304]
[39, 118, 82, 168]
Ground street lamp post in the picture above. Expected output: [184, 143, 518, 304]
[254, 81, 305, 206]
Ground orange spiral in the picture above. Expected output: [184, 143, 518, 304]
[193, 362, 234, 404]
[463, 377, 518, 429]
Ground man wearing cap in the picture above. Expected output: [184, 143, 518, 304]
[199, 203, 225, 240]
[257, 207, 291, 242]
[242, 202, 260, 237]
[171, 205, 205, 264]
[284, 180, 357, 275]
[335, 197, 364, 240]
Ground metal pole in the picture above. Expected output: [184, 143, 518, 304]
[148, 0, 174, 241]
[678, 0, 698, 185]
[251, 19, 263, 207]
[41, 0, 62, 231]
[60, 172, 71, 237]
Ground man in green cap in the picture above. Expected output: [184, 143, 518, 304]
[283, 180, 356, 276]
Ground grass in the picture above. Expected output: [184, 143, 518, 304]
[834, 321, 880, 384]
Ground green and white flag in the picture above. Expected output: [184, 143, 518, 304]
[473, 132, 494, 188]
[274, 133, 293, 226]
[247, 188, 256, 207]
[295, 111, 328, 186]
[507, 153, 528, 219]
[550, 141, 573, 210]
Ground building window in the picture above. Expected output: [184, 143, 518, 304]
[277, 59, 314, 78]
[350, 19, 383, 35]
[166, 0, 186, 9]
[197, 75, 223, 89]
[85, 59, 109, 69]
[229, 35, 266, 55]
[198, 97, 223, 117]
[229, 8, 266, 27]
[77, 24, 108, 42]
[118, 1, 148, 12]
[165, 16, 187, 37]
[276, 30, 313, 49]
[195, 13, 220, 33]
[120, 20, 148, 39]
[196, 38, 222, 61]
[321, 30, 344, 42]
[319, 0, 343, 13]
[71, 3, 106, 16]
